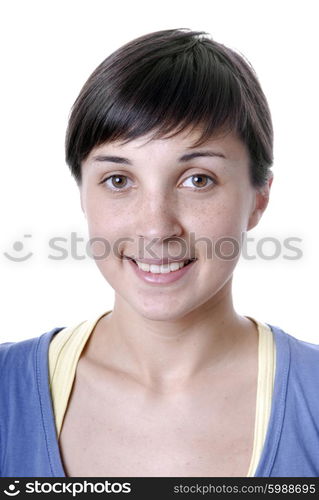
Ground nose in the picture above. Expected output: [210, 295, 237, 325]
[134, 193, 183, 242]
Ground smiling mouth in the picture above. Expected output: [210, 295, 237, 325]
[122, 255, 197, 273]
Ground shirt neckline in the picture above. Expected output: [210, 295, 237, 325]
[36, 328, 67, 476]
[36, 322, 290, 477]
[253, 324, 290, 476]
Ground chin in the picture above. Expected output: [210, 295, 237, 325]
[130, 297, 197, 322]
[125, 296, 178, 320]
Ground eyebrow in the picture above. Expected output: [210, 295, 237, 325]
[91, 150, 226, 165]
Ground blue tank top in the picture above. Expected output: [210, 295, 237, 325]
[1, 324, 319, 477]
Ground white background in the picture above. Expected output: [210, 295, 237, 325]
[1, 0, 318, 343]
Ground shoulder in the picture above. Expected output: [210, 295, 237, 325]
[0, 327, 65, 355]
[269, 323, 319, 353]
[268, 323, 319, 378]
[0, 309, 108, 376]
[0, 327, 65, 378]
[0, 326, 65, 441]
[0, 309, 110, 367]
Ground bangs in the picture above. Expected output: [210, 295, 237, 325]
[93, 43, 243, 147]
[66, 29, 273, 186]
[67, 35, 245, 163]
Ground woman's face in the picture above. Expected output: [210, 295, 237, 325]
[80, 128, 270, 320]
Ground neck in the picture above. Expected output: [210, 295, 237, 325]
[92, 283, 258, 392]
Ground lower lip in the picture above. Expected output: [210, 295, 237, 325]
[126, 259, 197, 285]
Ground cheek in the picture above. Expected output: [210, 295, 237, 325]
[191, 197, 249, 263]
[84, 199, 128, 263]
[85, 194, 130, 238]
[193, 199, 247, 238]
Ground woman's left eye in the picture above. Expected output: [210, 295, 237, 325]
[182, 174, 216, 190]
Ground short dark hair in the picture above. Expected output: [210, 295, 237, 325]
[65, 28, 273, 187]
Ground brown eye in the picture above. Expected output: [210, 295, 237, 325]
[192, 174, 208, 188]
[111, 175, 127, 188]
[182, 174, 216, 190]
[101, 174, 132, 191]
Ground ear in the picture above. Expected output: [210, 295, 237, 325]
[79, 185, 87, 219]
[247, 173, 273, 231]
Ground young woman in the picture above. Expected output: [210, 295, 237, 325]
[1, 29, 319, 478]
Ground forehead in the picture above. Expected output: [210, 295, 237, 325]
[85, 128, 249, 164]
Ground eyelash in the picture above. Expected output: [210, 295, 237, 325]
[100, 173, 217, 192]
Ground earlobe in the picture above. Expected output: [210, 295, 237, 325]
[247, 173, 273, 231]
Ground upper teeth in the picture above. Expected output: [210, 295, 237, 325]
[136, 260, 189, 273]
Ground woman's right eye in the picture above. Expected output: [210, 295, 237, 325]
[101, 175, 133, 191]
